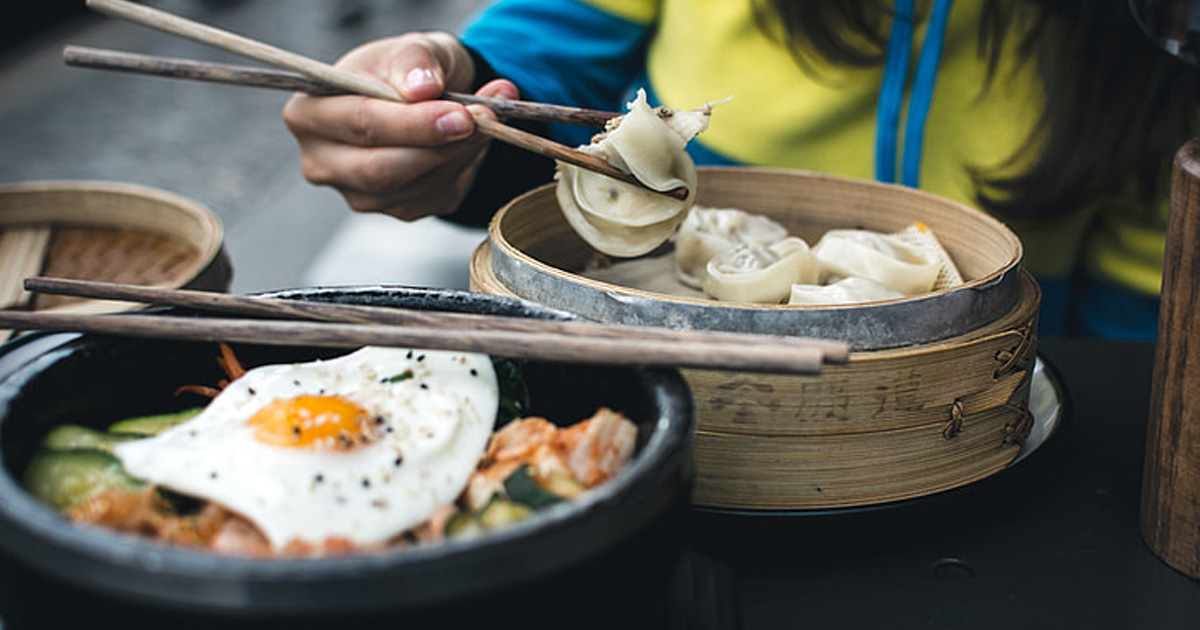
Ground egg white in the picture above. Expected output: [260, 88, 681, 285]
[113, 346, 498, 550]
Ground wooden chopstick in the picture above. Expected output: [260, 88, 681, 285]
[12, 277, 850, 374]
[62, 46, 621, 128]
[0, 309, 829, 373]
[26, 277, 851, 358]
[82, 0, 686, 201]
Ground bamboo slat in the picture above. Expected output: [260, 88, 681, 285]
[692, 401, 1030, 509]
[0, 227, 52, 309]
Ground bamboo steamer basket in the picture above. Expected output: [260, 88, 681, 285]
[0, 181, 230, 317]
[470, 167, 1039, 511]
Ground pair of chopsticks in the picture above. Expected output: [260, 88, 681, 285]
[0, 277, 851, 375]
[76, 0, 684, 200]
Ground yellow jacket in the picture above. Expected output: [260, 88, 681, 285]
[462, 0, 1169, 335]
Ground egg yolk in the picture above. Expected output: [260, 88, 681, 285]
[247, 395, 374, 450]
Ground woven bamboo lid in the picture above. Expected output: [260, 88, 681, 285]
[0, 181, 230, 317]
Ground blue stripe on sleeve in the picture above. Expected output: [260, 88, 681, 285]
[461, 0, 651, 147]
[901, 0, 954, 188]
[874, 0, 913, 184]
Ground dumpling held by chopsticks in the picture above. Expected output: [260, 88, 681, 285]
[555, 89, 716, 257]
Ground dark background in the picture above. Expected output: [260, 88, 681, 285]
[3, 2, 90, 54]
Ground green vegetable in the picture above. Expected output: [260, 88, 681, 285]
[22, 449, 145, 512]
[491, 358, 530, 425]
[154, 487, 206, 516]
[503, 464, 565, 509]
[384, 369, 414, 383]
[444, 495, 536, 538]
[537, 471, 585, 500]
[41, 425, 141, 455]
[107, 407, 202, 436]
[478, 495, 533, 529]
[444, 510, 485, 538]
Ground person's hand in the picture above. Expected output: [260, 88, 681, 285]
[282, 32, 518, 220]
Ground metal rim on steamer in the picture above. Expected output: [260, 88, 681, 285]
[486, 169, 1025, 352]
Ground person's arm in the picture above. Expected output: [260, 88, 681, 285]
[459, 0, 657, 148]
[283, 32, 523, 221]
[281, 1, 657, 224]
[444, 45, 555, 227]
[445, 0, 659, 224]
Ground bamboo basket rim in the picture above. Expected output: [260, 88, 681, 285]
[480, 167, 1027, 350]
[488, 166, 1022, 313]
[0, 179, 224, 285]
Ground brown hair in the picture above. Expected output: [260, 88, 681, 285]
[754, 0, 1198, 220]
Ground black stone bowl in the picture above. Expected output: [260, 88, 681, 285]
[0, 286, 695, 630]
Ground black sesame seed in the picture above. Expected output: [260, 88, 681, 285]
[374, 416, 385, 425]
[406, 350, 414, 359]
[361, 478, 371, 488]
[417, 354, 426, 362]
[314, 473, 324, 483]
[248, 387, 257, 396]
[419, 383, 429, 390]
[394, 457, 404, 467]
[209, 471, 218, 480]
[470, 369, 478, 377]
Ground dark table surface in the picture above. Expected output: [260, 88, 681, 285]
[679, 336, 1200, 629]
[1, 337, 1197, 629]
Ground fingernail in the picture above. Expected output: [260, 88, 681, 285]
[404, 67, 438, 91]
[436, 110, 471, 138]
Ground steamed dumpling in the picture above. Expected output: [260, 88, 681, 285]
[673, 206, 790, 289]
[555, 89, 713, 257]
[703, 237, 817, 304]
[891, 222, 964, 288]
[788, 276, 906, 305]
[811, 228, 941, 295]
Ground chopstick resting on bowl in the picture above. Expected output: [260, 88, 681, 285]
[77, 0, 684, 201]
[5, 277, 851, 375]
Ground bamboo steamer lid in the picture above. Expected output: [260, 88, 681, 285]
[471, 167, 1039, 511]
[0, 181, 230, 317]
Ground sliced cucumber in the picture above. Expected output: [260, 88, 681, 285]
[107, 407, 202, 436]
[539, 471, 585, 500]
[444, 510, 485, 538]
[22, 449, 145, 512]
[478, 495, 533, 529]
[41, 425, 142, 454]
[502, 464, 565, 509]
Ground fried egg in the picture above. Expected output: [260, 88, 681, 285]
[113, 346, 498, 551]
